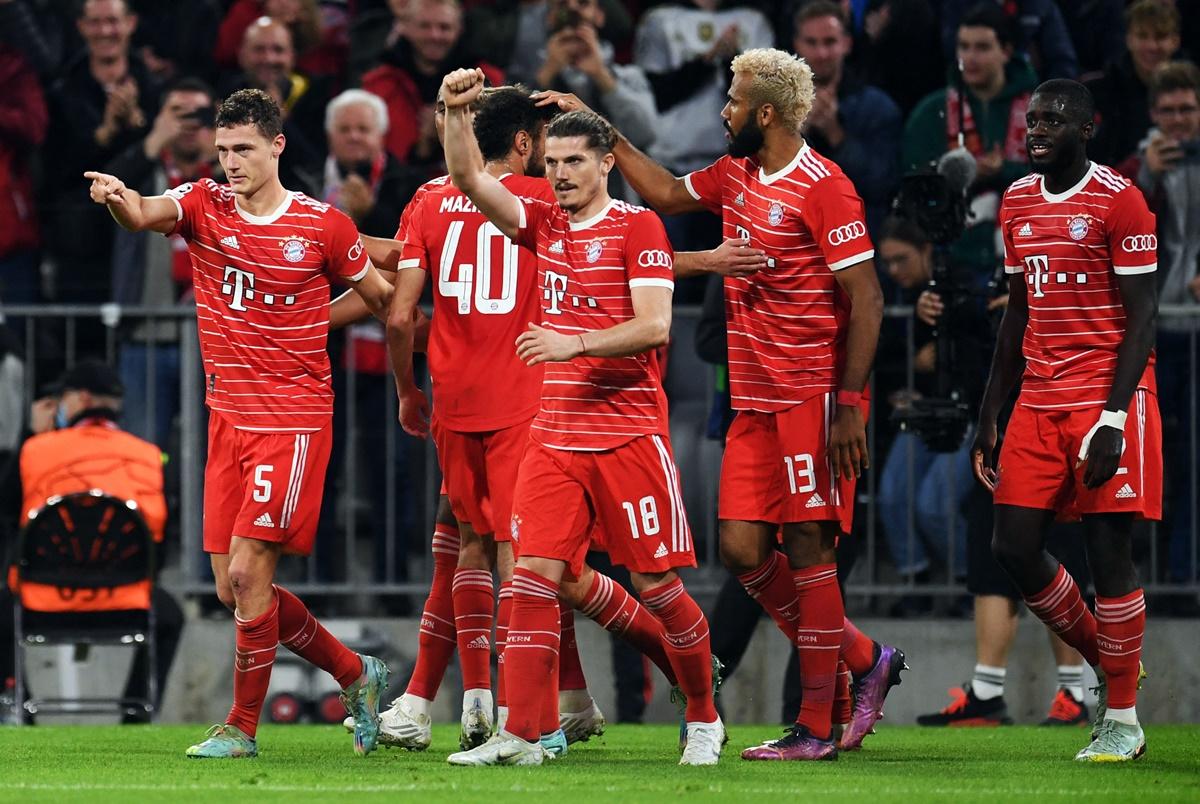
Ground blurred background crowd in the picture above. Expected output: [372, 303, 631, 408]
[0, 0, 1198, 629]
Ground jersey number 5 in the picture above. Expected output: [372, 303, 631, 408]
[439, 219, 518, 315]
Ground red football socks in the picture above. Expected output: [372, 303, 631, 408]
[275, 585, 362, 689]
[542, 612, 562, 737]
[226, 593, 280, 738]
[404, 524, 460, 700]
[495, 581, 513, 708]
[578, 571, 677, 685]
[1095, 590, 1146, 710]
[833, 659, 852, 726]
[736, 550, 799, 640]
[840, 617, 877, 677]
[453, 567, 495, 692]
[504, 567, 561, 742]
[641, 578, 717, 723]
[1024, 564, 1100, 667]
[558, 608, 587, 691]
[792, 564, 843, 740]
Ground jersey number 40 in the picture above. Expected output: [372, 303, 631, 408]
[439, 220, 519, 315]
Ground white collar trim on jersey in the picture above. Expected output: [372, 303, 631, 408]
[1040, 162, 1096, 203]
[568, 198, 616, 231]
[758, 142, 810, 186]
[235, 191, 295, 224]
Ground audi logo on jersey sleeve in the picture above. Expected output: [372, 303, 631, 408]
[638, 249, 672, 268]
[1121, 234, 1157, 253]
[827, 221, 866, 246]
[348, 240, 364, 261]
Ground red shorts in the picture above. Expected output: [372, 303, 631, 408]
[994, 391, 1162, 521]
[203, 413, 332, 556]
[719, 392, 867, 534]
[432, 416, 530, 540]
[510, 435, 697, 579]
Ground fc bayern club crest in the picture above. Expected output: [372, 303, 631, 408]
[1067, 216, 1089, 241]
[281, 237, 307, 262]
[586, 239, 603, 263]
[768, 202, 784, 227]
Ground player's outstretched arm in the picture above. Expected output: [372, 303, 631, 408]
[674, 237, 767, 278]
[385, 266, 431, 436]
[515, 285, 672, 365]
[442, 68, 522, 240]
[972, 272, 1029, 491]
[84, 171, 179, 234]
[829, 259, 884, 479]
[533, 90, 702, 216]
[362, 234, 403, 273]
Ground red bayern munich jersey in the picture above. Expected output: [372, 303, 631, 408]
[685, 144, 875, 412]
[400, 173, 556, 431]
[166, 178, 369, 432]
[1000, 162, 1157, 410]
[515, 197, 674, 451]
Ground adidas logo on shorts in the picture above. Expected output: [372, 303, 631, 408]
[806, 493, 826, 509]
[254, 512, 274, 527]
[466, 635, 490, 650]
[1115, 483, 1137, 499]
[653, 542, 668, 559]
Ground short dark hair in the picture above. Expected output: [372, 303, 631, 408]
[474, 85, 557, 162]
[1032, 79, 1096, 126]
[959, 2, 1015, 49]
[879, 215, 930, 249]
[1126, 0, 1180, 37]
[1150, 60, 1200, 105]
[216, 88, 282, 140]
[164, 76, 215, 102]
[794, 0, 847, 34]
[546, 109, 614, 154]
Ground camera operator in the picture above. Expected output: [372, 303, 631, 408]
[1117, 60, 1200, 607]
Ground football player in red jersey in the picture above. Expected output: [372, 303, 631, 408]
[536, 48, 903, 759]
[974, 79, 1160, 762]
[439, 67, 724, 767]
[85, 89, 395, 759]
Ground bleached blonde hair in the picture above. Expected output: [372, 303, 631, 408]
[730, 48, 815, 132]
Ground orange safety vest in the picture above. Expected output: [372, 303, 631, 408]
[12, 420, 165, 612]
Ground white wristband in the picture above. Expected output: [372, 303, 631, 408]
[1076, 409, 1128, 465]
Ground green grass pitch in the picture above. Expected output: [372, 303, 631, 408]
[1, 724, 1197, 802]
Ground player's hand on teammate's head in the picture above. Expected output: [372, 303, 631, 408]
[83, 171, 127, 205]
[532, 90, 592, 116]
[441, 68, 486, 109]
[971, 420, 999, 491]
[710, 237, 767, 277]
[397, 385, 431, 438]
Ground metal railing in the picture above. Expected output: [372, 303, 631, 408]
[2, 303, 1197, 600]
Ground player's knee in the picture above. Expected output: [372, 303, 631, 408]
[457, 535, 492, 570]
[990, 533, 1028, 574]
[226, 562, 266, 602]
[630, 570, 672, 595]
[214, 582, 236, 612]
[718, 538, 761, 574]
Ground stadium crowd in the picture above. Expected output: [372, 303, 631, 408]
[0, 0, 1198, 620]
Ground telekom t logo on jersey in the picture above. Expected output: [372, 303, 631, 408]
[1023, 254, 1088, 298]
[543, 270, 598, 314]
[221, 265, 298, 311]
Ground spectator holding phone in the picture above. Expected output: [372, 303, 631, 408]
[1118, 60, 1200, 605]
[103, 77, 219, 448]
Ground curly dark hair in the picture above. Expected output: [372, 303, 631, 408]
[474, 85, 558, 162]
[215, 88, 283, 140]
[546, 109, 614, 154]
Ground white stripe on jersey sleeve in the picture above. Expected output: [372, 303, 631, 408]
[167, 194, 183, 222]
[683, 173, 702, 201]
[829, 249, 874, 271]
[1113, 263, 1156, 275]
[397, 258, 421, 270]
[1004, 263, 1024, 274]
[347, 263, 370, 282]
[629, 278, 675, 290]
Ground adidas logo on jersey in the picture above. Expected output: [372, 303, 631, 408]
[1017, 222, 1033, 237]
[221, 235, 240, 249]
[806, 493, 826, 509]
[1115, 483, 1137, 499]
[549, 239, 565, 254]
[734, 192, 746, 207]
[466, 635, 490, 650]
[653, 542, 668, 559]
[254, 512, 274, 527]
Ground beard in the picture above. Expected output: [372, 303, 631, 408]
[525, 151, 546, 178]
[726, 116, 765, 158]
